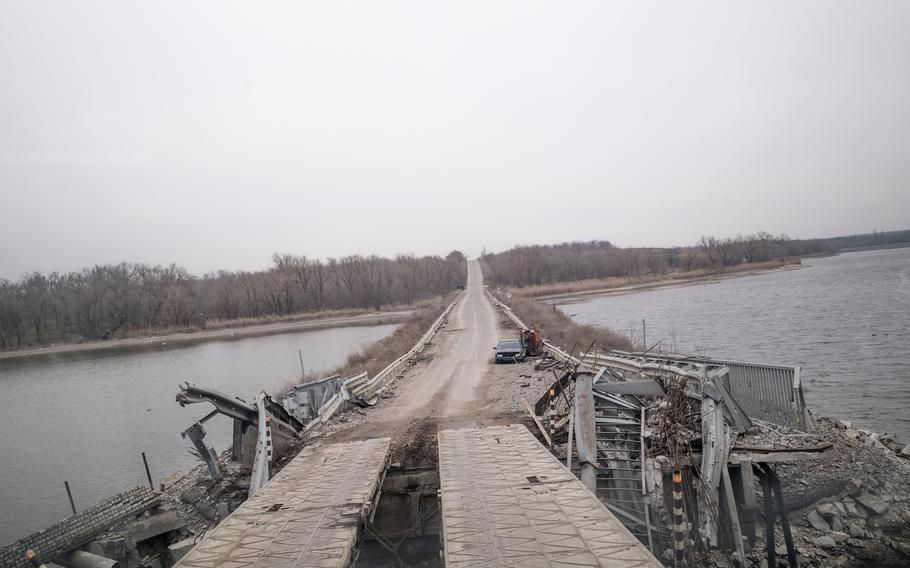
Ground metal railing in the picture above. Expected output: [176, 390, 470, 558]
[276, 294, 460, 432]
[347, 293, 460, 401]
[602, 352, 811, 432]
[487, 291, 811, 432]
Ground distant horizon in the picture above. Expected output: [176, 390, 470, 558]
[3, 226, 907, 281]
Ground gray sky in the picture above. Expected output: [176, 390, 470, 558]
[2, 1, 909, 279]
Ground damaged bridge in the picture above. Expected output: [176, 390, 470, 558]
[8, 259, 877, 568]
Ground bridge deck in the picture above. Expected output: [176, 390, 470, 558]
[438, 425, 662, 568]
[176, 437, 390, 568]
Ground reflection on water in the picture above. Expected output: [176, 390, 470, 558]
[559, 248, 910, 443]
[0, 324, 397, 545]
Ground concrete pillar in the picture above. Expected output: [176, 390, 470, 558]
[574, 372, 597, 493]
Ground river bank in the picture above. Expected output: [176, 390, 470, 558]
[514, 260, 803, 304]
[0, 310, 413, 362]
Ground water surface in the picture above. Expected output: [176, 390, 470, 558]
[558, 248, 910, 441]
[0, 324, 397, 545]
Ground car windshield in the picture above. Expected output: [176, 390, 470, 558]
[499, 340, 521, 349]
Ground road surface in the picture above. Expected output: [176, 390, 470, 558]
[320, 259, 522, 464]
[387, 259, 498, 413]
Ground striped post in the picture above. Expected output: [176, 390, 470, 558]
[265, 415, 273, 462]
[672, 470, 685, 566]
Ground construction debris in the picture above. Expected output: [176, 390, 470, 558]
[526, 351, 910, 567]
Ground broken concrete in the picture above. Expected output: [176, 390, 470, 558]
[855, 491, 890, 516]
[806, 510, 830, 531]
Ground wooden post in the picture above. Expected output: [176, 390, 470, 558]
[141, 452, 154, 491]
[64, 481, 77, 515]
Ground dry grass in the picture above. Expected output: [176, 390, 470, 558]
[276, 295, 455, 396]
[338, 295, 452, 378]
[508, 259, 800, 299]
[501, 294, 634, 353]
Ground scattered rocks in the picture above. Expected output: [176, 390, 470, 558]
[806, 510, 830, 531]
[829, 531, 850, 544]
[813, 535, 837, 550]
[845, 500, 868, 519]
[815, 503, 838, 520]
[847, 521, 866, 538]
[855, 491, 890, 515]
[752, 417, 910, 567]
[179, 489, 203, 505]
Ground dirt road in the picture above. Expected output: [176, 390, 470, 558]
[318, 259, 550, 466]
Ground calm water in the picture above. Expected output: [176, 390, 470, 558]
[0, 324, 397, 545]
[558, 248, 910, 442]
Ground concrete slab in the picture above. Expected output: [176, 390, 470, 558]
[175, 437, 391, 568]
[438, 425, 661, 568]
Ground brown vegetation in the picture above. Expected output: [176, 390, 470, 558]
[506, 259, 799, 299]
[337, 295, 453, 379]
[498, 294, 634, 353]
[480, 233, 828, 289]
[0, 252, 466, 350]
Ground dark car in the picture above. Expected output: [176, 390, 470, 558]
[494, 339, 525, 363]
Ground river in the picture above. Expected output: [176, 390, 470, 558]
[0, 323, 398, 545]
[556, 247, 910, 443]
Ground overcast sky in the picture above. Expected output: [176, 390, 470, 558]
[1, 2, 908, 279]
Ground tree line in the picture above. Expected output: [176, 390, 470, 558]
[480, 233, 832, 288]
[0, 251, 467, 350]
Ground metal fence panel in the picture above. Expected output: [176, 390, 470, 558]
[723, 362, 810, 431]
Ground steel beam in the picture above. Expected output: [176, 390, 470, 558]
[574, 372, 598, 493]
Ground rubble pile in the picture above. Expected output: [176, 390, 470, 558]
[747, 417, 910, 567]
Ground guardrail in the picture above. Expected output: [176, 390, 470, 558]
[276, 295, 460, 431]
[282, 373, 360, 423]
[602, 352, 811, 432]
[486, 291, 811, 432]
[485, 290, 593, 369]
[349, 294, 461, 402]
